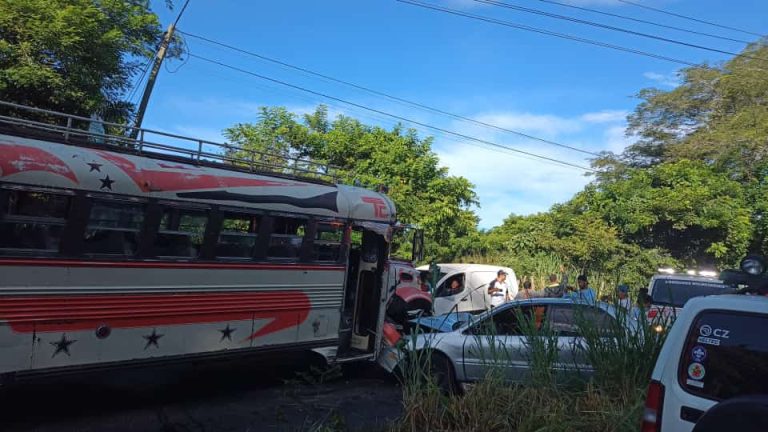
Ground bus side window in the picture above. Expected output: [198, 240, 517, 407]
[268, 216, 306, 259]
[83, 200, 144, 256]
[216, 212, 260, 259]
[0, 190, 70, 254]
[155, 208, 208, 258]
[313, 222, 343, 262]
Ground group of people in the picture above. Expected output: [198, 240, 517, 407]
[487, 267, 598, 307]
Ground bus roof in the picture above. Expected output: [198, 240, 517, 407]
[0, 134, 396, 223]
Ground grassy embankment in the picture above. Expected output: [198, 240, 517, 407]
[389, 305, 668, 432]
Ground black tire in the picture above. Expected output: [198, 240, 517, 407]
[693, 395, 768, 432]
[406, 299, 432, 317]
[428, 352, 460, 395]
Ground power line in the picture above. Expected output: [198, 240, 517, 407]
[472, 0, 768, 64]
[617, 0, 764, 38]
[397, 0, 700, 67]
[186, 52, 598, 172]
[128, 59, 152, 103]
[179, 30, 601, 157]
[534, 0, 752, 45]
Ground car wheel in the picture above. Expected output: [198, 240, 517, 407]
[692, 395, 768, 432]
[428, 352, 460, 395]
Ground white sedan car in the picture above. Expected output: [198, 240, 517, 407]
[380, 298, 637, 392]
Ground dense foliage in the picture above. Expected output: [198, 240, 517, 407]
[0, 0, 173, 121]
[224, 106, 479, 261]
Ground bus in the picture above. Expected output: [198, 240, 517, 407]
[0, 101, 420, 383]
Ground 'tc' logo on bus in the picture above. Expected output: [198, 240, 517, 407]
[361, 197, 388, 218]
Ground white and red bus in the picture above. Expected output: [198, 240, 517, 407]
[0, 101, 420, 383]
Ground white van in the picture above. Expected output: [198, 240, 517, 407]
[643, 294, 768, 432]
[416, 263, 518, 315]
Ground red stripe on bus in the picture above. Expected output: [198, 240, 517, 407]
[0, 258, 344, 271]
[0, 292, 312, 341]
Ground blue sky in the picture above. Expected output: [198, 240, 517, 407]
[142, 0, 767, 229]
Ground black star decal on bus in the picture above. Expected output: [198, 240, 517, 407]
[87, 162, 102, 172]
[219, 324, 236, 342]
[143, 329, 163, 350]
[99, 175, 115, 190]
[50, 334, 77, 358]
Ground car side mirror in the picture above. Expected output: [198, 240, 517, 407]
[452, 321, 464, 331]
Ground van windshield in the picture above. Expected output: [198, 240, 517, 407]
[679, 310, 768, 401]
[651, 279, 733, 308]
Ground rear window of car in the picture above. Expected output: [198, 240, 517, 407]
[651, 279, 734, 308]
[678, 310, 768, 401]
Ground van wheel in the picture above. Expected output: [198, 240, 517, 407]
[428, 352, 460, 395]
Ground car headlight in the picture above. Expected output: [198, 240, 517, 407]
[740, 255, 767, 275]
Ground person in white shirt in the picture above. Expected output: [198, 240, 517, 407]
[617, 284, 632, 310]
[488, 270, 510, 308]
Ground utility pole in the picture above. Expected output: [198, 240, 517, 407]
[130, 0, 191, 139]
[130, 23, 175, 139]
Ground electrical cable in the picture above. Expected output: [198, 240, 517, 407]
[534, 0, 752, 45]
[617, 0, 764, 38]
[179, 30, 602, 157]
[472, 0, 768, 64]
[396, 0, 700, 67]
[186, 52, 598, 172]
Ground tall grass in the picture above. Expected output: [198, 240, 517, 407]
[390, 302, 669, 432]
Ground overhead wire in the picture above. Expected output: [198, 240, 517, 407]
[617, 0, 765, 38]
[128, 58, 152, 103]
[533, 0, 752, 45]
[396, 0, 700, 67]
[179, 30, 602, 157]
[186, 52, 598, 172]
[472, 0, 768, 64]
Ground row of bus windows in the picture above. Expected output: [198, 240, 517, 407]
[0, 190, 345, 262]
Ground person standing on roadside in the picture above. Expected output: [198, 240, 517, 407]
[565, 275, 596, 303]
[617, 284, 632, 310]
[487, 269, 510, 307]
[543, 265, 568, 298]
[515, 280, 535, 300]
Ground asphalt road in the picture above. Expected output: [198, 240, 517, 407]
[0, 357, 403, 432]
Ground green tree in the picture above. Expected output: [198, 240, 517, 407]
[0, 0, 172, 121]
[224, 105, 479, 262]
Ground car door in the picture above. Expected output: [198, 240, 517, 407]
[432, 272, 468, 315]
[547, 304, 616, 377]
[468, 271, 496, 312]
[461, 305, 542, 383]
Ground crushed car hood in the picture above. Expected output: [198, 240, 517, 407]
[410, 312, 474, 332]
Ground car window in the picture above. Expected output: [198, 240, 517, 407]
[651, 279, 734, 308]
[434, 274, 465, 298]
[548, 305, 615, 336]
[470, 305, 547, 336]
[678, 310, 768, 401]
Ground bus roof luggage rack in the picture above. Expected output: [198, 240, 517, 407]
[0, 100, 341, 185]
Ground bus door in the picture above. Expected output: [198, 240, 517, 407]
[338, 227, 388, 358]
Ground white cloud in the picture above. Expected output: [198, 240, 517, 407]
[438, 142, 592, 229]
[437, 106, 637, 228]
[603, 125, 635, 153]
[580, 109, 628, 124]
[643, 71, 680, 88]
[473, 112, 583, 138]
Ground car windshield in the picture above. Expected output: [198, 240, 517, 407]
[679, 310, 768, 401]
[651, 279, 734, 308]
